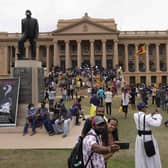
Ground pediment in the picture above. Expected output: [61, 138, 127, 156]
[52, 20, 115, 35]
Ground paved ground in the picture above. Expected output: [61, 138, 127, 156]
[0, 88, 89, 149]
[0, 120, 84, 149]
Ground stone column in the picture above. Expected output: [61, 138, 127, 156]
[46, 45, 50, 74]
[36, 44, 40, 61]
[65, 40, 70, 70]
[90, 40, 95, 67]
[54, 41, 60, 67]
[124, 43, 128, 72]
[77, 40, 81, 68]
[113, 40, 118, 68]
[102, 39, 107, 69]
[145, 44, 149, 72]
[0, 45, 8, 75]
[4, 46, 8, 74]
[166, 42, 168, 72]
[135, 44, 139, 72]
[156, 43, 160, 72]
[14, 45, 18, 61]
[9, 46, 13, 70]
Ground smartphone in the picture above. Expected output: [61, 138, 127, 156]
[115, 142, 129, 150]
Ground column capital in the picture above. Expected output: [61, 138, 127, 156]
[14, 44, 18, 48]
[77, 39, 81, 43]
[89, 39, 95, 43]
[155, 42, 160, 46]
[113, 39, 119, 43]
[144, 42, 149, 46]
[25, 42, 29, 48]
[46, 44, 50, 48]
[101, 39, 106, 43]
[124, 43, 128, 47]
[53, 40, 58, 43]
[65, 40, 69, 43]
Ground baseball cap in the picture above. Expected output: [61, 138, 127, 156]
[137, 102, 148, 110]
[94, 116, 106, 125]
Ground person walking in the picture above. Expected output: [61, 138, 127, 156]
[97, 87, 105, 106]
[121, 88, 131, 118]
[104, 88, 113, 115]
[133, 102, 162, 168]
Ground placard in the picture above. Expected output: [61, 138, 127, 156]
[0, 78, 20, 127]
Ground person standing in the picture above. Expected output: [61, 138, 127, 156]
[97, 87, 105, 106]
[104, 88, 113, 115]
[48, 87, 56, 109]
[18, 10, 39, 59]
[90, 93, 100, 107]
[121, 88, 131, 118]
[133, 102, 162, 168]
[102, 117, 119, 168]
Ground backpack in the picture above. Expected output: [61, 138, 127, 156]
[68, 134, 98, 168]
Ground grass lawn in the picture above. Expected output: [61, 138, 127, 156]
[0, 94, 168, 168]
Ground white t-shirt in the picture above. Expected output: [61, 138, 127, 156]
[104, 91, 112, 103]
[48, 90, 56, 100]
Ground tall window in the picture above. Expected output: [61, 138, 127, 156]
[128, 45, 135, 56]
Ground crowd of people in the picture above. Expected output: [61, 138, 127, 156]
[21, 65, 167, 168]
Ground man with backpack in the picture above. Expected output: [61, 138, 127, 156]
[82, 116, 119, 168]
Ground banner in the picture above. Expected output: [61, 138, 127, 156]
[0, 78, 20, 127]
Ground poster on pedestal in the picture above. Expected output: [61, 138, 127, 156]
[0, 78, 20, 127]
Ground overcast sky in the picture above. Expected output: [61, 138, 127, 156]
[1, 0, 168, 33]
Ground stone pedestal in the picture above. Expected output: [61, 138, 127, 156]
[12, 60, 45, 125]
[13, 60, 45, 106]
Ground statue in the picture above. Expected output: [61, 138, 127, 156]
[18, 10, 39, 60]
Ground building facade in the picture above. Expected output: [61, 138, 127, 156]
[0, 13, 168, 85]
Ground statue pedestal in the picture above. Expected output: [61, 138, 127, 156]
[13, 60, 45, 125]
[13, 60, 45, 105]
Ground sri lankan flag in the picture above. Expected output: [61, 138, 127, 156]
[135, 44, 146, 56]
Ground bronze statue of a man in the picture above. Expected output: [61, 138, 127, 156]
[18, 10, 39, 60]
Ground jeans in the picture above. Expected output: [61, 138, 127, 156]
[63, 118, 71, 136]
[55, 118, 71, 136]
[23, 116, 36, 134]
[55, 119, 63, 133]
[105, 102, 112, 115]
[42, 116, 55, 134]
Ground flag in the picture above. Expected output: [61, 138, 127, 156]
[135, 44, 146, 56]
